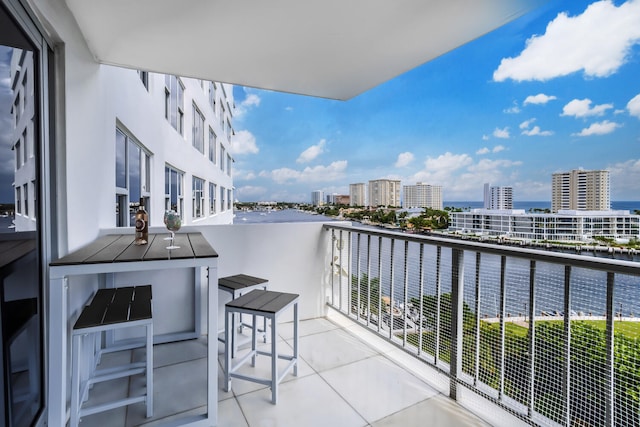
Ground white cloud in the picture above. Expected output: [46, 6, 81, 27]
[524, 93, 557, 105]
[468, 158, 522, 173]
[410, 152, 524, 199]
[628, 93, 640, 118]
[503, 102, 521, 114]
[561, 98, 614, 118]
[520, 118, 536, 129]
[476, 147, 490, 155]
[492, 145, 505, 153]
[522, 126, 554, 136]
[268, 160, 348, 184]
[394, 152, 414, 168]
[234, 91, 261, 118]
[493, 0, 640, 82]
[296, 139, 326, 163]
[482, 134, 490, 141]
[493, 127, 510, 139]
[230, 130, 259, 155]
[572, 120, 622, 136]
[236, 185, 268, 198]
[608, 158, 640, 198]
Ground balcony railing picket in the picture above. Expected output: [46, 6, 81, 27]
[323, 224, 640, 427]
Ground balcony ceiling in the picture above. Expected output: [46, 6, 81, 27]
[65, 0, 543, 100]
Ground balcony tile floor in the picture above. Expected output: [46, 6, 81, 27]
[78, 311, 492, 426]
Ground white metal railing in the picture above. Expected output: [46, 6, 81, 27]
[324, 224, 640, 427]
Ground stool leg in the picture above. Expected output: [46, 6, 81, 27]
[70, 333, 82, 427]
[262, 285, 268, 343]
[271, 314, 277, 404]
[251, 314, 257, 366]
[294, 301, 299, 377]
[224, 309, 232, 392]
[146, 321, 154, 418]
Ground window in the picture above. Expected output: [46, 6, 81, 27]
[192, 103, 205, 153]
[192, 176, 204, 218]
[227, 188, 232, 210]
[226, 153, 232, 176]
[209, 82, 216, 110]
[15, 186, 21, 214]
[165, 165, 184, 217]
[220, 186, 226, 212]
[220, 103, 225, 129]
[15, 139, 21, 169]
[23, 184, 28, 217]
[209, 182, 216, 214]
[137, 70, 149, 89]
[208, 127, 216, 163]
[115, 127, 151, 227]
[164, 75, 184, 135]
[219, 145, 226, 172]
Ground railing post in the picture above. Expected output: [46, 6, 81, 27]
[389, 238, 395, 340]
[377, 236, 383, 334]
[499, 255, 506, 400]
[605, 271, 614, 427]
[435, 246, 442, 364]
[563, 265, 572, 426]
[474, 252, 481, 387]
[366, 234, 372, 326]
[528, 260, 536, 418]
[355, 233, 361, 320]
[330, 229, 335, 307]
[418, 244, 425, 356]
[403, 241, 409, 346]
[450, 248, 464, 400]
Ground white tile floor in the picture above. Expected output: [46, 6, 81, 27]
[77, 312, 493, 427]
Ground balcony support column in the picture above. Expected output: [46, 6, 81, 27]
[449, 248, 464, 400]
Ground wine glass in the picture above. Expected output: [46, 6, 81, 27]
[163, 210, 182, 249]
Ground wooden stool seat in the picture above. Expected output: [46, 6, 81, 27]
[224, 289, 299, 404]
[218, 274, 269, 356]
[70, 286, 153, 426]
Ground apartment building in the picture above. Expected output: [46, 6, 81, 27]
[450, 209, 640, 242]
[368, 179, 401, 207]
[483, 183, 513, 210]
[552, 169, 610, 213]
[403, 182, 443, 209]
[349, 183, 366, 206]
[311, 190, 324, 206]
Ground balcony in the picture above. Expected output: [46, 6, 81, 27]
[66, 221, 639, 426]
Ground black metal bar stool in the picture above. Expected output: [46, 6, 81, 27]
[224, 289, 299, 404]
[218, 274, 269, 357]
[70, 285, 153, 426]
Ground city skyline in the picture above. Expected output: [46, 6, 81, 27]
[231, 0, 640, 203]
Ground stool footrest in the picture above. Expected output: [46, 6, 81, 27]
[90, 362, 147, 385]
[80, 395, 148, 418]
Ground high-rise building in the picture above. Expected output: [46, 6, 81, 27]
[311, 190, 324, 206]
[368, 179, 401, 207]
[551, 169, 610, 213]
[483, 183, 513, 210]
[403, 182, 443, 209]
[349, 183, 366, 206]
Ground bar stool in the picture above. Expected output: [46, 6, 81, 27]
[224, 289, 299, 404]
[218, 274, 269, 357]
[70, 285, 153, 427]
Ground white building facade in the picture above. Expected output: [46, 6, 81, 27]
[449, 209, 640, 242]
[403, 182, 443, 209]
[311, 190, 324, 206]
[368, 179, 401, 207]
[483, 183, 513, 210]
[552, 169, 610, 213]
[349, 183, 366, 206]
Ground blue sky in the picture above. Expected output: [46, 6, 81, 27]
[231, 0, 640, 203]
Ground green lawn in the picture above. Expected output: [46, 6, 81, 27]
[481, 319, 640, 339]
